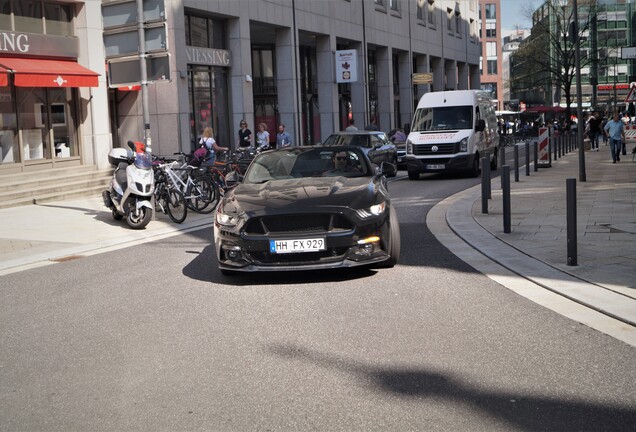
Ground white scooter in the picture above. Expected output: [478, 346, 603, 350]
[102, 141, 154, 229]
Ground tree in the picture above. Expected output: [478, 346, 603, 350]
[510, 0, 597, 124]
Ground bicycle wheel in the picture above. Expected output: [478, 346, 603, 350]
[166, 188, 188, 223]
[186, 175, 218, 214]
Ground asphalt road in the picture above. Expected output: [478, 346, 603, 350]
[1, 166, 635, 431]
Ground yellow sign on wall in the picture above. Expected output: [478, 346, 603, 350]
[412, 73, 433, 84]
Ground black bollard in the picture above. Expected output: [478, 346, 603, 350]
[481, 157, 489, 214]
[525, 142, 530, 176]
[533, 140, 538, 172]
[502, 165, 511, 233]
[566, 178, 577, 266]
[514, 144, 519, 182]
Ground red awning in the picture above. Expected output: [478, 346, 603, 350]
[0, 58, 99, 87]
[0, 65, 7, 86]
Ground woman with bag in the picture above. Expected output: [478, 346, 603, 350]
[199, 126, 228, 165]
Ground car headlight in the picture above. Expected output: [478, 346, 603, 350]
[215, 204, 239, 227]
[459, 137, 468, 152]
[356, 201, 386, 219]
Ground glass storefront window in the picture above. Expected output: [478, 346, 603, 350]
[49, 88, 77, 158]
[13, 87, 77, 162]
[17, 87, 48, 161]
[0, 86, 18, 164]
[185, 12, 227, 49]
[188, 66, 229, 151]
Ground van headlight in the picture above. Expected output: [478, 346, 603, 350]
[406, 139, 413, 154]
[459, 137, 468, 152]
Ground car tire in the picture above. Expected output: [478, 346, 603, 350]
[379, 206, 400, 268]
[407, 170, 419, 180]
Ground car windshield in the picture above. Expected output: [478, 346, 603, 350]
[243, 147, 369, 184]
[322, 133, 388, 148]
[411, 106, 473, 132]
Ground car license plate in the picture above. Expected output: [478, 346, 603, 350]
[270, 238, 326, 254]
[427, 164, 445, 170]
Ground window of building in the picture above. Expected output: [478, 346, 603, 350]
[487, 60, 497, 74]
[389, 0, 398, 11]
[486, 22, 496, 38]
[185, 12, 227, 49]
[428, 3, 436, 27]
[484, 4, 496, 20]
[188, 66, 230, 151]
[486, 41, 497, 57]
[0, 0, 72, 36]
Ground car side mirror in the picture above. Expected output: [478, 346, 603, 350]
[380, 161, 395, 176]
[476, 119, 486, 132]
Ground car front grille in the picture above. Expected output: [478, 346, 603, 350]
[412, 143, 458, 155]
[243, 214, 353, 235]
[246, 247, 350, 265]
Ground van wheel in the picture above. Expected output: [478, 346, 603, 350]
[408, 170, 419, 180]
[490, 148, 498, 171]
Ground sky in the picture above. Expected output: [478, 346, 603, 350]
[500, 0, 535, 32]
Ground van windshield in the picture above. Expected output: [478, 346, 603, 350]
[411, 106, 473, 132]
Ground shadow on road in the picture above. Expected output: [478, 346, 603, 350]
[268, 343, 636, 431]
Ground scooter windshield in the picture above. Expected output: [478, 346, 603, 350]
[133, 153, 152, 170]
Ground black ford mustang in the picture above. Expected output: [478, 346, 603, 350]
[213, 146, 400, 274]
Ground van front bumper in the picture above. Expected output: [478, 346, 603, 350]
[406, 154, 475, 173]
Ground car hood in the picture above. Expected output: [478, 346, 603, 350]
[224, 177, 383, 216]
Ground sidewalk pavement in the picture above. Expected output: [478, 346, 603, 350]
[0, 145, 635, 345]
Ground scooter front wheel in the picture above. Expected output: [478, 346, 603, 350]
[126, 206, 152, 229]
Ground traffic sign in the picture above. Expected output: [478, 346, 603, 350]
[625, 82, 636, 103]
[107, 54, 170, 87]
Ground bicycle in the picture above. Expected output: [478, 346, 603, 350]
[157, 155, 218, 215]
[152, 161, 188, 223]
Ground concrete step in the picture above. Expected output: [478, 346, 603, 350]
[0, 166, 114, 209]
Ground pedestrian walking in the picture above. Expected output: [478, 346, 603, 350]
[604, 112, 625, 163]
[345, 118, 358, 131]
[586, 111, 601, 151]
[276, 124, 292, 148]
[237, 120, 252, 149]
[256, 122, 270, 150]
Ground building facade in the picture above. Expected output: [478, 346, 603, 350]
[0, 1, 109, 175]
[0, 0, 481, 178]
[478, 0, 502, 109]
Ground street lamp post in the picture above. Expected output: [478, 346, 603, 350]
[573, 0, 586, 182]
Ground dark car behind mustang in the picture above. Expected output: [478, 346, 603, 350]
[213, 145, 400, 274]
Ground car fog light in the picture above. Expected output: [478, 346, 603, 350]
[223, 245, 242, 261]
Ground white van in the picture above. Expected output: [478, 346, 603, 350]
[405, 90, 499, 179]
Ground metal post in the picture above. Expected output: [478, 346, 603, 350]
[558, 135, 562, 158]
[514, 144, 519, 182]
[533, 140, 538, 172]
[567, 178, 578, 266]
[525, 142, 530, 176]
[500, 147, 506, 189]
[137, 0, 151, 153]
[573, 0, 587, 182]
[502, 165, 511, 233]
[481, 157, 488, 214]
